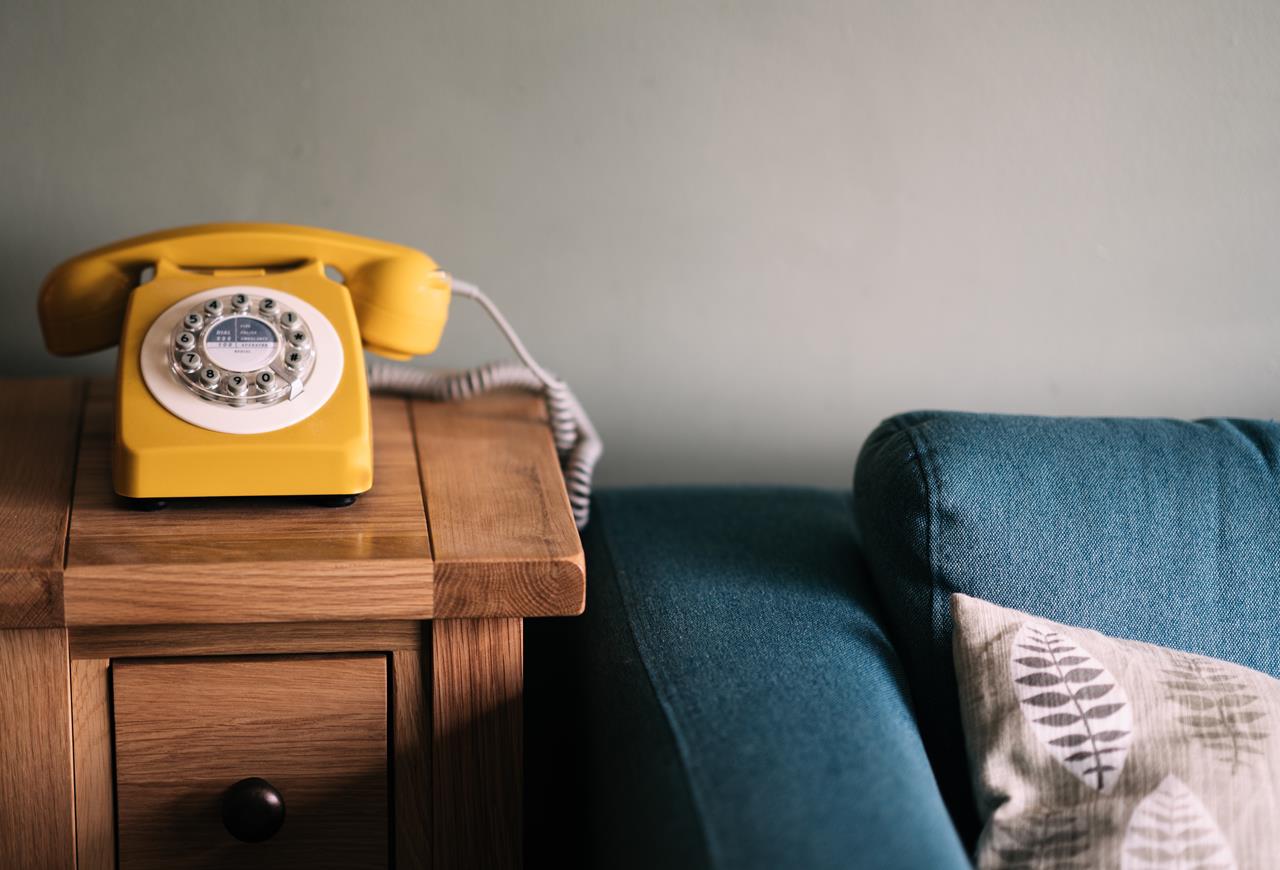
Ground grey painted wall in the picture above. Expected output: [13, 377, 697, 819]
[4, 1, 1278, 486]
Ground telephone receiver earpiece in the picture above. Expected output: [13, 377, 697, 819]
[39, 222, 452, 360]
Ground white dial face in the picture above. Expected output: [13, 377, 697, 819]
[204, 316, 280, 371]
[167, 292, 317, 409]
[140, 286, 344, 435]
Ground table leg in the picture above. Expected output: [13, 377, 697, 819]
[0, 628, 76, 868]
[432, 617, 523, 870]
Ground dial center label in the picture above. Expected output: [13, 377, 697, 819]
[203, 316, 279, 372]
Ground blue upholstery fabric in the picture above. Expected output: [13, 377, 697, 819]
[572, 487, 971, 870]
[853, 412, 1280, 843]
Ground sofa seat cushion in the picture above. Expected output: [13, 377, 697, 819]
[853, 412, 1280, 844]
[560, 487, 971, 870]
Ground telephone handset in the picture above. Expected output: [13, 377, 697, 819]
[41, 222, 450, 359]
[39, 223, 599, 523]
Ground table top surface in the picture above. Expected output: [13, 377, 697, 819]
[0, 377, 584, 628]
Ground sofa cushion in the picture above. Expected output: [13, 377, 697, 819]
[853, 412, 1280, 844]
[954, 592, 1280, 868]
[557, 487, 971, 870]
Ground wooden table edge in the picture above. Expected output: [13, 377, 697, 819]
[4, 376, 589, 630]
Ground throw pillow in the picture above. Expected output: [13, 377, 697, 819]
[952, 592, 1280, 869]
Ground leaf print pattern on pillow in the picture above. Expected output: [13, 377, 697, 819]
[1011, 622, 1132, 793]
[1163, 653, 1269, 775]
[955, 594, 1280, 869]
[1120, 774, 1237, 870]
[987, 810, 1088, 870]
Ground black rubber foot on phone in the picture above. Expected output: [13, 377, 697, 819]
[120, 496, 168, 511]
[311, 494, 359, 508]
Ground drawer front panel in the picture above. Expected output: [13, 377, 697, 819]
[112, 654, 388, 869]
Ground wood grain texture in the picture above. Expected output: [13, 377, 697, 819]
[0, 628, 75, 868]
[71, 658, 114, 870]
[1, 378, 583, 625]
[70, 620, 423, 660]
[432, 618, 522, 870]
[0, 378, 83, 627]
[112, 654, 389, 869]
[411, 393, 584, 618]
[65, 389, 433, 625]
[392, 634, 431, 869]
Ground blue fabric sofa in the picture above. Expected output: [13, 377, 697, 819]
[526, 412, 1280, 869]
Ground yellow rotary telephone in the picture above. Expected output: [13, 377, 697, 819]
[39, 223, 599, 522]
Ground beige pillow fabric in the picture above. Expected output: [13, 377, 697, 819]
[952, 593, 1280, 869]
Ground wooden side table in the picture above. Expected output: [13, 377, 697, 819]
[0, 378, 584, 870]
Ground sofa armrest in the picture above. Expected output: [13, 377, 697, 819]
[529, 488, 969, 870]
[853, 411, 1280, 844]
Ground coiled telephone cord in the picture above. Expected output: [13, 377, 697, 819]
[366, 278, 601, 529]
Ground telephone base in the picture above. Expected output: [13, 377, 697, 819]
[111, 259, 375, 504]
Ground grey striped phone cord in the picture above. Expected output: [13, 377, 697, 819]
[366, 277, 601, 529]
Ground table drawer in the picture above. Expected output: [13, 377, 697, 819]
[111, 654, 389, 869]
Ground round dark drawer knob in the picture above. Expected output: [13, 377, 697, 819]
[221, 777, 286, 843]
